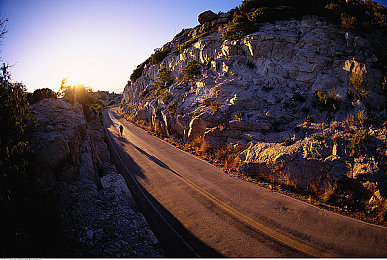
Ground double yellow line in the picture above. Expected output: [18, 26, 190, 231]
[167, 165, 333, 257]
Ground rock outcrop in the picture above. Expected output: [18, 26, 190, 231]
[198, 10, 218, 25]
[29, 99, 163, 257]
[122, 9, 387, 216]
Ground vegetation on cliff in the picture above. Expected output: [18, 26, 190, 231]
[121, 1, 387, 225]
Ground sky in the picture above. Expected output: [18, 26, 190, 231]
[0, 0, 386, 93]
[0, 0, 240, 93]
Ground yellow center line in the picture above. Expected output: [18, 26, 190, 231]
[114, 110, 334, 257]
[173, 172, 333, 257]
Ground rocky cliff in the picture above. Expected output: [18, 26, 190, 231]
[29, 99, 163, 257]
[121, 6, 387, 223]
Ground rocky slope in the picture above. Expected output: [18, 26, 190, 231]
[121, 8, 387, 223]
[29, 99, 163, 257]
[95, 91, 123, 106]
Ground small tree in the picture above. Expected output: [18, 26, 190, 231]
[222, 15, 253, 41]
[167, 100, 178, 114]
[154, 68, 173, 89]
[182, 60, 200, 84]
[150, 47, 171, 65]
[58, 78, 96, 118]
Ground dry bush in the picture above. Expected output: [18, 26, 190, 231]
[349, 129, 368, 157]
[357, 110, 367, 127]
[320, 182, 337, 203]
[345, 113, 354, 129]
[331, 121, 339, 131]
[349, 71, 369, 101]
[341, 13, 358, 31]
[307, 182, 320, 195]
[278, 172, 296, 188]
[209, 100, 220, 114]
[331, 133, 339, 145]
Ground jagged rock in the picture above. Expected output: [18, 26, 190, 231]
[217, 13, 231, 24]
[352, 157, 379, 179]
[239, 138, 348, 191]
[122, 14, 386, 196]
[198, 10, 218, 25]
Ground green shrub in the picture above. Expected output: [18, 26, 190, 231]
[150, 47, 171, 65]
[222, 15, 254, 41]
[175, 32, 209, 54]
[167, 99, 178, 114]
[155, 88, 170, 102]
[0, 64, 35, 192]
[175, 28, 191, 39]
[315, 90, 339, 111]
[182, 60, 200, 83]
[247, 7, 271, 23]
[154, 68, 174, 89]
[130, 60, 149, 84]
[28, 88, 58, 104]
[349, 129, 368, 156]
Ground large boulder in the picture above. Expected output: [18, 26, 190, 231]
[238, 138, 348, 191]
[198, 10, 218, 25]
[30, 99, 87, 186]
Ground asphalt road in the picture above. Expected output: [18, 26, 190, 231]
[102, 106, 387, 257]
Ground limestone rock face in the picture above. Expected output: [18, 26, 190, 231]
[122, 15, 386, 196]
[198, 10, 218, 25]
[238, 138, 349, 190]
[30, 99, 87, 185]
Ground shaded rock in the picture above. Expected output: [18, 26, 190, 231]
[30, 99, 87, 186]
[229, 120, 271, 132]
[198, 10, 218, 25]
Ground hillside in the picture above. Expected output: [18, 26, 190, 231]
[120, 0, 387, 224]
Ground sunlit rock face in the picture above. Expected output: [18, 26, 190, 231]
[123, 14, 386, 195]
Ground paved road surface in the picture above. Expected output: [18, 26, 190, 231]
[102, 106, 387, 257]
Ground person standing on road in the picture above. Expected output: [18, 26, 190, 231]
[119, 124, 124, 136]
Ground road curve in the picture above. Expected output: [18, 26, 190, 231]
[102, 106, 387, 257]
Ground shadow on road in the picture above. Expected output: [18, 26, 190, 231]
[102, 108, 222, 257]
